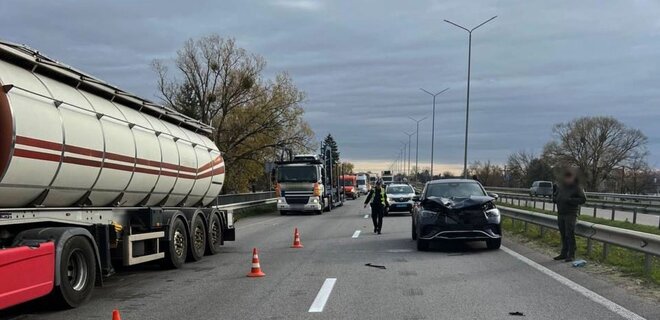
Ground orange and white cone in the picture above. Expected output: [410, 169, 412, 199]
[291, 228, 304, 248]
[112, 309, 122, 320]
[247, 247, 265, 277]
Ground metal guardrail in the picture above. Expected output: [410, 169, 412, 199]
[486, 186, 660, 204]
[499, 205, 660, 274]
[216, 192, 276, 205]
[494, 191, 660, 228]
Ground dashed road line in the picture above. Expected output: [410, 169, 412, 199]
[501, 246, 646, 320]
[352, 230, 361, 238]
[308, 278, 337, 313]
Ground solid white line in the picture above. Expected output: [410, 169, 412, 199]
[364, 214, 369, 219]
[501, 246, 646, 320]
[308, 278, 337, 313]
[352, 230, 361, 238]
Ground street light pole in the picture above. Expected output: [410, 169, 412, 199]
[408, 116, 427, 181]
[420, 87, 449, 178]
[404, 131, 414, 177]
[444, 16, 497, 178]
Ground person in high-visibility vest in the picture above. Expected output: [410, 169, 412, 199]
[363, 180, 389, 234]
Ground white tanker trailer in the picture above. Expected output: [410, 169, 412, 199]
[0, 41, 234, 309]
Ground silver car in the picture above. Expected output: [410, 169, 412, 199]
[530, 181, 553, 197]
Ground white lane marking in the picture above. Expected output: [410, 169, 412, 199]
[501, 246, 646, 320]
[352, 230, 361, 238]
[309, 278, 337, 313]
[387, 249, 413, 253]
[364, 214, 369, 219]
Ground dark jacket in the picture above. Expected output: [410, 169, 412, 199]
[553, 183, 586, 216]
[364, 187, 388, 207]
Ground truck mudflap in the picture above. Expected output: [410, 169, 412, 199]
[223, 225, 236, 242]
[0, 242, 55, 310]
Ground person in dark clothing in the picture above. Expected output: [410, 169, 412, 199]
[364, 181, 389, 234]
[552, 169, 586, 262]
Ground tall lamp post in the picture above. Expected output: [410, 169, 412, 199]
[444, 16, 497, 178]
[404, 131, 414, 177]
[420, 87, 449, 178]
[408, 116, 427, 181]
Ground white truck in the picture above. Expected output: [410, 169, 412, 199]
[0, 41, 234, 309]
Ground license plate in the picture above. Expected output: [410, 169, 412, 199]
[396, 204, 407, 207]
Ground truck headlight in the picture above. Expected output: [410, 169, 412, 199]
[278, 198, 284, 204]
[311, 197, 319, 204]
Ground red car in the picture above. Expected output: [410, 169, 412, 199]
[340, 175, 359, 199]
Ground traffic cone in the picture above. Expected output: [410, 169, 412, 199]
[112, 309, 121, 320]
[247, 247, 265, 277]
[291, 228, 304, 248]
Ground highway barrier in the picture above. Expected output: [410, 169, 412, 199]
[499, 205, 660, 275]
[493, 191, 660, 228]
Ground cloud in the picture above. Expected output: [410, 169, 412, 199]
[271, 0, 322, 11]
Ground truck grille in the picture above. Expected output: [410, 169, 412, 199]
[285, 196, 309, 205]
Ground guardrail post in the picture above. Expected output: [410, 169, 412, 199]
[586, 238, 592, 255]
[552, 203, 556, 212]
[611, 207, 615, 221]
[644, 254, 652, 276]
[632, 208, 637, 224]
[539, 226, 545, 238]
[524, 221, 528, 233]
[533, 199, 536, 209]
[592, 207, 597, 218]
[542, 201, 545, 211]
[602, 243, 609, 260]
[518, 198, 521, 206]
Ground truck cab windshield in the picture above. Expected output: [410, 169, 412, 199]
[277, 166, 318, 182]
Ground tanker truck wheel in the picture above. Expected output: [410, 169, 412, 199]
[206, 213, 223, 255]
[187, 214, 207, 262]
[162, 218, 188, 269]
[52, 236, 96, 308]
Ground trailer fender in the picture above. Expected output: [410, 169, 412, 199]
[12, 227, 103, 287]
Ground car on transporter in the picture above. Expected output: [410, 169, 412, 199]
[411, 179, 502, 251]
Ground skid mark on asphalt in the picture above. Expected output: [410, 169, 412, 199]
[352, 230, 361, 238]
[309, 278, 337, 313]
[502, 246, 646, 320]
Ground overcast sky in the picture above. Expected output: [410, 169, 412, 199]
[2, 0, 660, 173]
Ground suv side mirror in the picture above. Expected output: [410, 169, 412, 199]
[488, 192, 499, 200]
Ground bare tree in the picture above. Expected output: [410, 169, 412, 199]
[153, 34, 315, 192]
[506, 150, 535, 187]
[542, 116, 647, 191]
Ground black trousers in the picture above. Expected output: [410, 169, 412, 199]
[557, 215, 577, 258]
[371, 204, 384, 231]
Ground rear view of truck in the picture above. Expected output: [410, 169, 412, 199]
[0, 41, 234, 310]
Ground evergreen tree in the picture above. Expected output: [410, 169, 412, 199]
[323, 134, 340, 165]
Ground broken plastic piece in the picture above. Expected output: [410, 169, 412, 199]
[509, 311, 524, 316]
[572, 259, 587, 267]
[365, 263, 386, 269]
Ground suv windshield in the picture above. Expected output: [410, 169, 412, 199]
[539, 182, 552, 188]
[277, 166, 318, 182]
[387, 185, 413, 194]
[425, 182, 486, 199]
[357, 179, 366, 186]
[340, 178, 356, 186]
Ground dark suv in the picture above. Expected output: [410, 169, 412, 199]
[411, 179, 501, 251]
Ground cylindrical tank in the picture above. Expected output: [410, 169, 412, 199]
[0, 41, 225, 208]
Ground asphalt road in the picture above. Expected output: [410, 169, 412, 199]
[2, 199, 659, 320]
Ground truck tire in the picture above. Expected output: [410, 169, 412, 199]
[188, 214, 207, 262]
[206, 213, 223, 255]
[162, 218, 188, 269]
[52, 236, 96, 308]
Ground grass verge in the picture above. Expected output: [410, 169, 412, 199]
[499, 201, 660, 236]
[501, 216, 660, 286]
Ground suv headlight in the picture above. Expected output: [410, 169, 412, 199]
[485, 208, 500, 224]
[420, 210, 438, 218]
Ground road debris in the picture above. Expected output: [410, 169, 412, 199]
[572, 260, 587, 268]
[508, 311, 525, 316]
[365, 263, 386, 269]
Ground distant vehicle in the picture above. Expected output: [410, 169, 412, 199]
[530, 181, 553, 197]
[412, 179, 501, 251]
[382, 170, 393, 185]
[385, 184, 416, 215]
[357, 174, 370, 195]
[276, 157, 329, 215]
[369, 175, 378, 184]
[340, 174, 359, 200]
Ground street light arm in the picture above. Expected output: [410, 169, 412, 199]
[444, 19, 470, 32]
[437, 87, 450, 96]
[471, 16, 497, 32]
[420, 88, 434, 96]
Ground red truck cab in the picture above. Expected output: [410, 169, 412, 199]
[340, 175, 359, 200]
